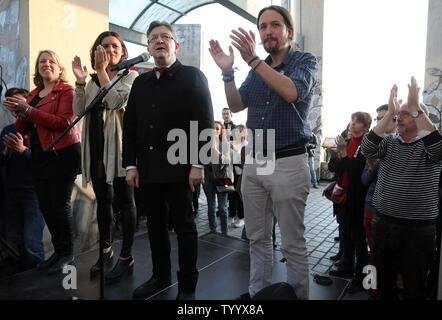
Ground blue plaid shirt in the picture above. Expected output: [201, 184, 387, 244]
[238, 48, 318, 151]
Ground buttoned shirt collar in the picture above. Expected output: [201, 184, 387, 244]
[154, 59, 176, 79]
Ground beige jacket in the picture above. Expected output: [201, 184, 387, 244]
[73, 70, 138, 187]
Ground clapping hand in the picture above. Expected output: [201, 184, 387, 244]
[94, 45, 110, 71]
[388, 85, 402, 116]
[408, 76, 422, 112]
[384, 84, 402, 134]
[72, 56, 88, 83]
[336, 135, 347, 158]
[229, 27, 257, 64]
[208, 40, 234, 73]
[2, 96, 30, 118]
[2, 132, 26, 154]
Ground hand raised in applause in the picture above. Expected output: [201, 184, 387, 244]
[208, 40, 234, 73]
[72, 56, 88, 83]
[94, 45, 110, 72]
[335, 135, 347, 158]
[229, 27, 257, 64]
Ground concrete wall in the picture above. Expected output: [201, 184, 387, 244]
[423, 0, 442, 301]
[28, 0, 109, 87]
[423, 0, 442, 132]
[0, 0, 29, 129]
[292, 0, 325, 179]
[175, 24, 202, 69]
[1, 0, 111, 257]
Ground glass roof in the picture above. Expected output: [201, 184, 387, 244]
[109, 0, 215, 33]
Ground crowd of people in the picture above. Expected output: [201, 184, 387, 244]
[0, 4, 440, 301]
[326, 81, 442, 300]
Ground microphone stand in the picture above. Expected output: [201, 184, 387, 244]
[45, 67, 130, 300]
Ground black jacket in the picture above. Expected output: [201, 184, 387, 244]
[330, 143, 368, 221]
[122, 60, 214, 183]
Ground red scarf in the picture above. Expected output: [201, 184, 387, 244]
[341, 135, 364, 187]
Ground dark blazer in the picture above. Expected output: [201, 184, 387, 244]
[122, 60, 214, 183]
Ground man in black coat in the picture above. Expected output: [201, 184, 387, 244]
[123, 21, 214, 300]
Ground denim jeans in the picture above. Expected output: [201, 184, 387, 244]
[203, 173, 228, 234]
[372, 213, 436, 300]
[6, 189, 45, 270]
[308, 156, 317, 185]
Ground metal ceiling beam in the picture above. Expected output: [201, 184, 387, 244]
[129, 0, 155, 30]
[214, 0, 260, 24]
[156, 0, 185, 15]
[110, 23, 148, 47]
[170, 2, 216, 25]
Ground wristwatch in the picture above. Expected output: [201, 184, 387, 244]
[411, 110, 423, 118]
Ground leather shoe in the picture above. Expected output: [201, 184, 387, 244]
[105, 256, 134, 284]
[333, 259, 343, 268]
[176, 291, 195, 300]
[328, 265, 353, 278]
[37, 252, 59, 270]
[47, 255, 74, 275]
[90, 249, 114, 277]
[329, 251, 343, 261]
[133, 277, 171, 299]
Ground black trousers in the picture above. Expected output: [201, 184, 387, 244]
[228, 172, 244, 219]
[192, 183, 201, 213]
[228, 192, 244, 219]
[34, 176, 76, 256]
[372, 213, 436, 300]
[91, 175, 136, 258]
[340, 204, 369, 279]
[140, 182, 198, 293]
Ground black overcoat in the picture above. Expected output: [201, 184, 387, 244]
[122, 60, 214, 183]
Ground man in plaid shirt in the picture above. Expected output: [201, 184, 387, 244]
[209, 5, 318, 299]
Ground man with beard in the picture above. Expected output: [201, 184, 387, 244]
[209, 5, 318, 299]
[123, 21, 213, 300]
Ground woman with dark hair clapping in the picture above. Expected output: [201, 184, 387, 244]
[328, 112, 372, 294]
[72, 31, 138, 283]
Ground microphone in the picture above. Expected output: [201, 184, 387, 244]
[110, 52, 150, 71]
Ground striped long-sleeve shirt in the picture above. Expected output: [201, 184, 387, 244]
[361, 130, 442, 220]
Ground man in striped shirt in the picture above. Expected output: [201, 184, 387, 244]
[361, 77, 442, 299]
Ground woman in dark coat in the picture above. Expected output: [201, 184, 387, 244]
[328, 112, 372, 293]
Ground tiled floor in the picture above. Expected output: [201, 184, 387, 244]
[194, 183, 340, 274]
[193, 182, 371, 300]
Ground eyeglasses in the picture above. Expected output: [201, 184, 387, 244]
[148, 33, 176, 44]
